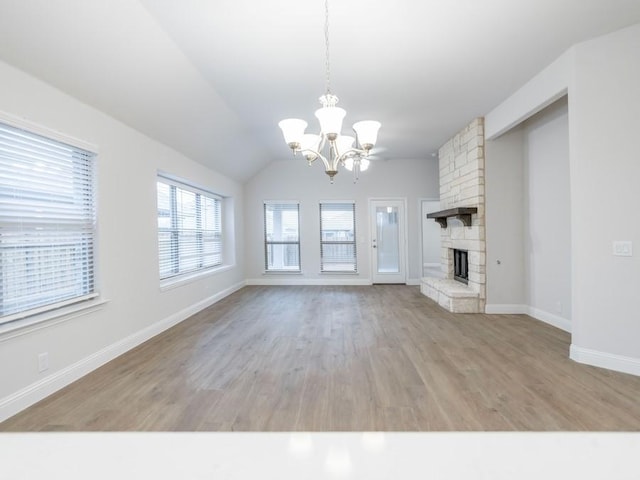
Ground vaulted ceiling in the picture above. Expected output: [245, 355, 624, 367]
[1, 0, 640, 182]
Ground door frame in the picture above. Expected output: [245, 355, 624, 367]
[368, 197, 408, 284]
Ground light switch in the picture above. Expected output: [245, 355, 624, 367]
[612, 241, 633, 257]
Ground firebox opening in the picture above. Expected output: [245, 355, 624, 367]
[453, 249, 469, 284]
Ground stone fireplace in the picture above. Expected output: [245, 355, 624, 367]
[421, 118, 486, 313]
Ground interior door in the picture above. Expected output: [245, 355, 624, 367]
[370, 199, 406, 284]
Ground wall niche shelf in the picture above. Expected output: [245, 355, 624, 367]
[427, 207, 478, 228]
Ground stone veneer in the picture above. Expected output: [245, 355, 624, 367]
[421, 118, 486, 313]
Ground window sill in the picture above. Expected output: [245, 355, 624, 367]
[0, 297, 109, 342]
[160, 264, 235, 292]
[319, 271, 359, 275]
[262, 271, 303, 275]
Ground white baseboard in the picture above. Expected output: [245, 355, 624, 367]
[484, 304, 528, 314]
[484, 304, 571, 333]
[527, 306, 571, 333]
[246, 278, 372, 286]
[247, 277, 422, 286]
[570, 344, 640, 377]
[0, 281, 245, 423]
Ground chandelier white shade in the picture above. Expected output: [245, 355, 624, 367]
[351, 121, 382, 150]
[278, 0, 381, 182]
[278, 118, 308, 150]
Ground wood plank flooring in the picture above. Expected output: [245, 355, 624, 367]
[3, 285, 640, 431]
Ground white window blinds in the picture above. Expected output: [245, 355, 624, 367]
[157, 177, 222, 280]
[319, 202, 357, 272]
[264, 202, 300, 272]
[0, 121, 97, 323]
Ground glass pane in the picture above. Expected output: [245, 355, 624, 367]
[176, 190, 197, 230]
[0, 122, 96, 319]
[320, 205, 354, 240]
[156, 182, 171, 229]
[319, 203, 356, 272]
[265, 204, 299, 242]
[266, 244, 300, 271]
[376, 206, 399, 273]
[320, 243, 356, 272]
[156, 179, 223, 279]
[264, 203, 300, 271]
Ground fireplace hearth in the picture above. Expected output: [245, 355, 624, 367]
[453, 249, 469, 284]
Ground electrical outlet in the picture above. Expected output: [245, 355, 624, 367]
[555, 301, 563, 314]
[38, 352, 49, 372]
[612, 241, 633, 257]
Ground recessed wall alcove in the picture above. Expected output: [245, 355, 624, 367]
[484, 95, 571, 329]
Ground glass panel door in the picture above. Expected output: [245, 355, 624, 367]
[375, 205, 399, 273]
[370, 199, 406, 284]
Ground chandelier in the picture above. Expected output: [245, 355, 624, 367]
[278, 0, 381, 183]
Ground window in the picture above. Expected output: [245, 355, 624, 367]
[157, 176, 222, 280]
[319, 202, 357, 272]
[0, 121, 97, 324]
[264, 202, 300, 272]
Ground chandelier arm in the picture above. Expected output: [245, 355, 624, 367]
[328, 141, 341, 171]
[319, 154, 332, 172]
[300, 149, 331, 171]
[336, 147, 368, 163]
[318, 134, 327, 152]
[299, 148, 323, 159]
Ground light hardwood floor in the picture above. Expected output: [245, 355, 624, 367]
[3, 285, 640, 431]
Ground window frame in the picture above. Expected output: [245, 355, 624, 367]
[156, 174, 223, 283]
[319, 202, 358, 273]
[0, 115, 99, 327]
[263, 201, 301, 273]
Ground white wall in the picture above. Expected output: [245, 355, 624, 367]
[485, 125, 526, 308]
[485, 22, 640, 375]
[523, 97, 571, 325]
[485, 50, 570, 140]
[244, 157, 439, 284]
[421, 200, 441, 269]
[0, 59, 246, 420]
[569, 23, 640, 372]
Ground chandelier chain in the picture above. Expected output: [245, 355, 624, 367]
[324, 0, 331, 95]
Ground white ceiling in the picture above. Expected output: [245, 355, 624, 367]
[1, 0, 640, 182]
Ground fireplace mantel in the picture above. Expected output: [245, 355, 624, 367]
[427, 207, 478, 228]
